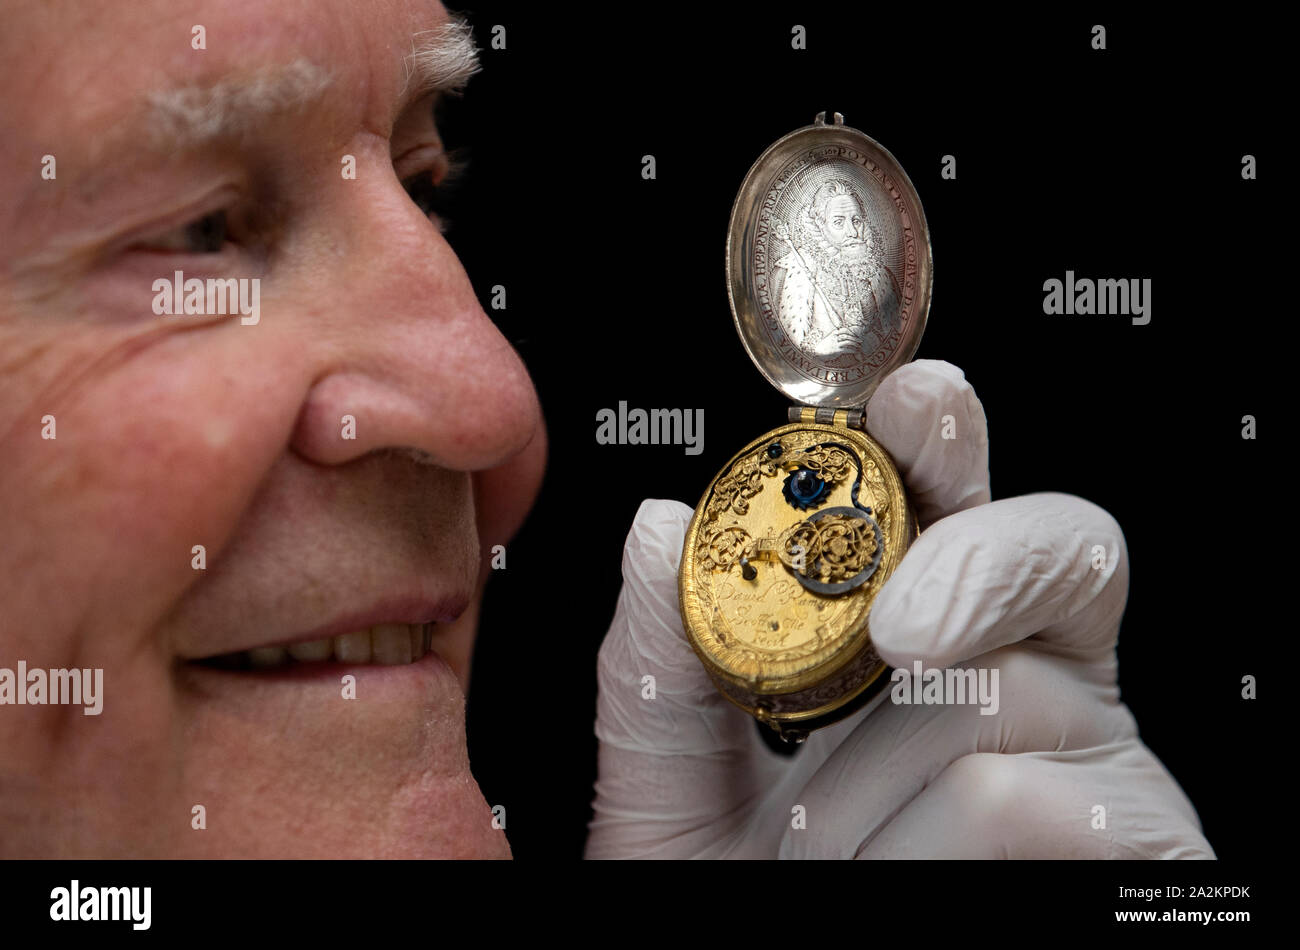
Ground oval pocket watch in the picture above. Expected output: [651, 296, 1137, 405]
[679, 112, 932, 743]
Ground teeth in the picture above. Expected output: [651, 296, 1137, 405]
[288, 637, 333, 662]
[248, 645, 288, 669]
[371, 623, 412, 665]
[333, 629, 371, 664]
[217, 623, 434, 670]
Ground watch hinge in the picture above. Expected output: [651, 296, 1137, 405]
[788, 406, 865, 430]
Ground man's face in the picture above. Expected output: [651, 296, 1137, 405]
[0, 0, 544, 857]
[820, 194, 867, 249]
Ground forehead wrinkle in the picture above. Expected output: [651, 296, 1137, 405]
[143, 58, 336, 149]
[402, 15, 480, 100]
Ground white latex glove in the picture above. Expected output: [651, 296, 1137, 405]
[587, 359, 1214, 859]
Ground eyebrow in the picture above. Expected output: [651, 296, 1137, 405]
[402, 16, 481, 100]
[144, 58, 335, 149]
[141, 16, 480, 151]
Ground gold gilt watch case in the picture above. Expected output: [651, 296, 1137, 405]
[679, 112, 932, 743]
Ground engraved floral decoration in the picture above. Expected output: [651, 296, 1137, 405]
[858, 457, 888, 522]
[696, 524, 755, 573]
[778, 513, 878, 585]
[786, 444, 855, 484]
[705, 444, 783, 522]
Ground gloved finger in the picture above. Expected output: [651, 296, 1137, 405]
[778, 643, 1138, 859]
[871, 492, 1129, 670]
[859, 744, 1215, 859]
[865, 360, 990, 529]
[587, 498, 793, 858]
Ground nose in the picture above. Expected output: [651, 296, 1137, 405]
[288, 139, 541, 474]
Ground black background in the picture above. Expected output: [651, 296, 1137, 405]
[434, 4, 1279, 860]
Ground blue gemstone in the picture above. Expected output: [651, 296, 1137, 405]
[766, 443, 783, 459]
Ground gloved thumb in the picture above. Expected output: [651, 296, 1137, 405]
[593, 498, 757, 756]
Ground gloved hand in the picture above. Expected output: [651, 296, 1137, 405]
[586, 359, 1214, 859]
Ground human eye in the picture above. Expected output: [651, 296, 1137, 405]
[117, 182, 257, 262]
[400, 152, 466, 234]
[132, 208, 230, 254]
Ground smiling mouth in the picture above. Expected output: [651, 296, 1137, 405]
[197, 622, 436, 671]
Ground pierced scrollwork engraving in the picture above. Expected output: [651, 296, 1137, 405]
[777, 507, 883, 595]
[782, 443, 855, 485]
[705, 446, 782, 522]
[696, 523, 755, 573]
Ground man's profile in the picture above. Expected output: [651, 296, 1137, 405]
[0, 1, 544, 858]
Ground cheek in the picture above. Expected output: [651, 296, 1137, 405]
[5, 322, 311, 646]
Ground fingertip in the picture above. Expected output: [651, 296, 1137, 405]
[866, 361, 990, 527]
[869, 579, 940, 670]
[622, 498, 694, 581]
[870, 493, 1132, 666]
[868, 360, 973, 431]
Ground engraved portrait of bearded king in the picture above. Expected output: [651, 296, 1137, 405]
[775, 178, 902, 362]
